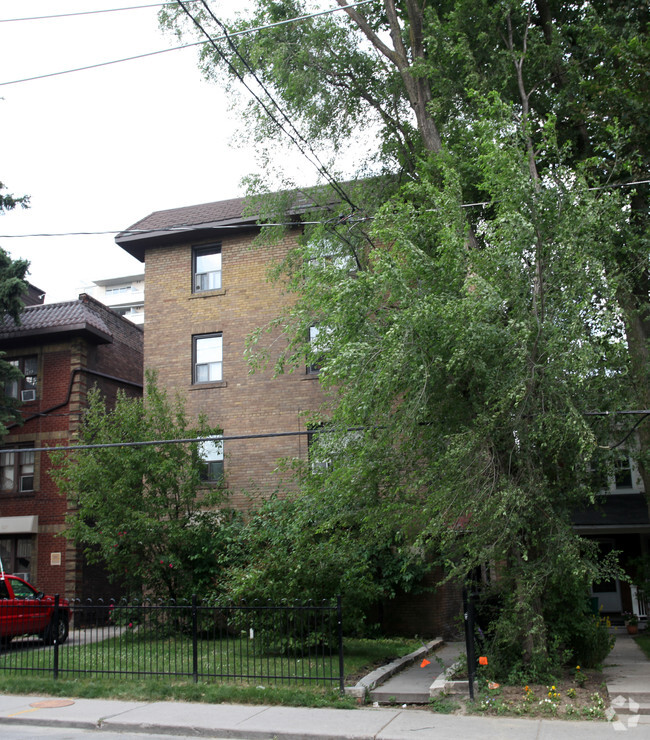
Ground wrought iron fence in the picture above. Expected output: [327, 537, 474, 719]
[0, 595, 344, 691]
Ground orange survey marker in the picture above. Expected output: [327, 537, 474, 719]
[420, 658, 431, 668]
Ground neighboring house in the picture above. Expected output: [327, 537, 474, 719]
[88, 274, 145, 325]
[116, 195, 461, 636]
[0, 291, 143, 599]
[573, 448, 650, 620]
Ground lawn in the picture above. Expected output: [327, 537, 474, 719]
[0, 633, 421, 709]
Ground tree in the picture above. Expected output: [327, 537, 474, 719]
[162, 1, 647, 675]
[0, 181, 29, 216]
[0, 181, 30, 433]
[51, 373, 238, 601]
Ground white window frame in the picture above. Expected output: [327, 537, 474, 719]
[193, 245, 222, 293]
[193, 334, 223, 384]
[199, 437, 224, 483]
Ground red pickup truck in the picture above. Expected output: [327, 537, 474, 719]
[0, 575, 70, 645]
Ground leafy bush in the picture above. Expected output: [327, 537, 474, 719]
[218, 490, 430, 636]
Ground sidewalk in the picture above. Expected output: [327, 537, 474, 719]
[0, 692, 641, 739]
[0, 632, 647, 738]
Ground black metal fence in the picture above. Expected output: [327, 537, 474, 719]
[0, 595, 344, 691]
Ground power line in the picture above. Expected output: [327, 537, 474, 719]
[4, 409, 650, 456]
[2, 426, 364, 456]
[0, 42, 202, 87]
[0, 2, 196, 23]
[177, 0, 358, 213]
[0, 216, 372, 239]
[0, 0, 375, 87]
[1, 178, 647, 239]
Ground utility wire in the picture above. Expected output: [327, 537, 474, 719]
[0, 179, 646, 239]
[0, 216, 373, 239]
[4, 410, 650, 456]
[0, 43, 202, 87]
[0, 2, 197, 23]
[0, 0, 374, 87]
[178, 0, 357, 213]
[2, 426, 366, 456]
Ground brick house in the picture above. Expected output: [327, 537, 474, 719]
[115, 195, 462, 636]
[0, 291, 143, 599]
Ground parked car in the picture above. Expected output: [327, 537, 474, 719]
[0, 575, 70, 645]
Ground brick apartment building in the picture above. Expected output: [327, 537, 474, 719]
[116, 196, 325, 508]
[116, 194, 463, 636]
[0, 290, 143, 599]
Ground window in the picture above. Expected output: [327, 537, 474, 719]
[307, 325, 331, 374]
[1, 445, 35, 493]
[199, 438, 224, 482]
[193, 334, 223, 384]
[4, 356, 37, 400]
[106, 285, 132, 296]
[614, 454, 634, 490]
[307, 237, 356, 272]
[590, 448, 641, 494]
[193, 245, 222, 292]
[0, 537, 33, 581]
[307, 426, 360, 472]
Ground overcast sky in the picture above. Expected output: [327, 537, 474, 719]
[0, 1, 316, 302]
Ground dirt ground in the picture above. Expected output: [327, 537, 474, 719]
[432, 666, 609, 719]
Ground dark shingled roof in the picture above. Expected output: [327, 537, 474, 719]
[126, 196, 250, 233]
[114, 185, 348, 261]
[0, 297, 113, 345]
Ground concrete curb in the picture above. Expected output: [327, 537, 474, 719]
[345, 637, 443, 700]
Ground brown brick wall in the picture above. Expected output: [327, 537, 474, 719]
[1, 304, 143, 599]
[145, 230, 325, 508]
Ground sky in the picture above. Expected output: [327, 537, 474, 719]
[0, 1, 315, 302]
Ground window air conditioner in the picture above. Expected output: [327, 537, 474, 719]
[21, 389, 36, 402]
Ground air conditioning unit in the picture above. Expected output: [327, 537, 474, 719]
[13, 572, 29, 581]
[21, 389, 36, 402]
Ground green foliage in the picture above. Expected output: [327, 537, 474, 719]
[221, 485, 430, 634]
[0, 244, 29, 433]
[51, 372, 239, 601]
[0, 181, 29, 216]
[428, 693, 461, 714]
[163, 0, 649, 669]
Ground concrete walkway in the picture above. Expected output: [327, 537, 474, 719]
[0, 632, 647, 738]
[369, 641, 463, 704]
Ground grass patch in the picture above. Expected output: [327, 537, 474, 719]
[0, 635, 420, 709]
[0, 675, 356, 708]
[428, 692, 461, 713]
[635, 633, 650, 661]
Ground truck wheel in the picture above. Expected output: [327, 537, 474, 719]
[43, 614, 69, 645]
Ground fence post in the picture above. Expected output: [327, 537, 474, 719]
[336, 595, 344, 694]
[192, 594, 198, 683]
[463, 588, 476, 700]
[53, 594, 60, 680]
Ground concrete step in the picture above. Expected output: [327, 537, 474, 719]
[368, 688, 429, 704]
[611, 698, 650, 715]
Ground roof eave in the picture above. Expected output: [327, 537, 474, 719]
[0, 322, 113, 347]
[116, 217, 263, 261]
